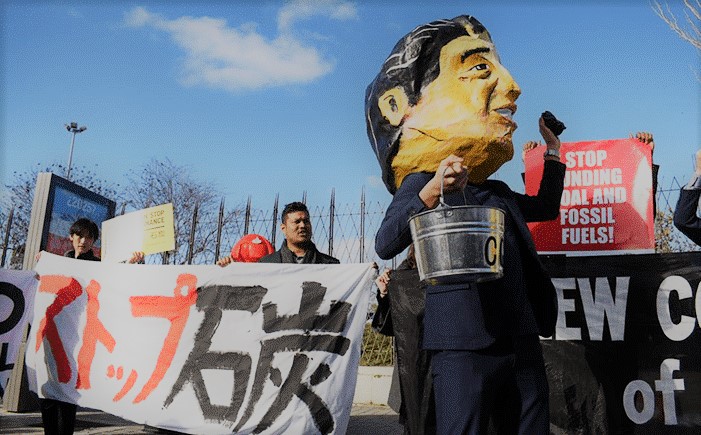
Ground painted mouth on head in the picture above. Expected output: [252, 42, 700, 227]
[494, 107, 515, 121]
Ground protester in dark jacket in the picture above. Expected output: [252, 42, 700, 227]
[258, 202, 339, 264]
[372, 246, 436, 435]
[674, 149, 701, 246]
[522, 131, 659, 216]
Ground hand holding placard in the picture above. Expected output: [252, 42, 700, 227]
[101, 204, 175, 262]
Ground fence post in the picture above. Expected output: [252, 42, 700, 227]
[271, 193, 279, 247]
[302, 191, 307, 205]
[244, 196, 251, 236]
[215, 198, 224, 260]
[1, 206, 14, 268]
[187, 204, 198, 265]
[329, 189, 335, 256]
[360, 188, 365, 263]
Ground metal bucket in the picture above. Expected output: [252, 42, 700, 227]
[408, 168, 505, 284]
[409, 204, 505, 284]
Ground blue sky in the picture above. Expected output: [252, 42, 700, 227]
[1, 0, 699, 212]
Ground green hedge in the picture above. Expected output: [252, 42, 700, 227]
[359, 323, 394, 366]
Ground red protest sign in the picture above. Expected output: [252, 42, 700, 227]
[525, 139, 654, 254]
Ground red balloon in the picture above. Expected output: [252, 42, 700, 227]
[231, 234, 274, 263]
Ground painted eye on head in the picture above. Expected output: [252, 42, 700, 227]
[460, 63, 490, 81]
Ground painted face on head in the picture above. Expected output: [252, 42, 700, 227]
[390, 34, 521, 187]
[70, 233, 95, 257]
[281, 211, 312, 246]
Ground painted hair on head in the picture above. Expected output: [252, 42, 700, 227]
[365, 15, 492, 194]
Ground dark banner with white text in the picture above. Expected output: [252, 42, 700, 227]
[541, 252, 701, 434]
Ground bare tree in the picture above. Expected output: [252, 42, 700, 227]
[653, 0, 701, 51]
[122, 158, 240, 265]
[655, 206, 699, 252]
[1, 163, 119, 269]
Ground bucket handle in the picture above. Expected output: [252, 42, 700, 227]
[438, 166, 468, 208]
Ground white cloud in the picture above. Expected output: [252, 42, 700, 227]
[124, 2, 357, 92]
[278, 0, 357, 33]
[124, 6, 152, 27]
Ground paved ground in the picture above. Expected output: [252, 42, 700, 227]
[0, 404, 402, 434]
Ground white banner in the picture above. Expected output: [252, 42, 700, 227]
[0, 269, 38, 396]
[26, 254, 374, 434]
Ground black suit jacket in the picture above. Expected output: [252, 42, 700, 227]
[375, 160, 565, 349]
[673, 187, 701, 246]
[258, 240, 340, 264]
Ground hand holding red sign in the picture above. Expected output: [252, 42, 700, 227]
[526, 138, 654, 254]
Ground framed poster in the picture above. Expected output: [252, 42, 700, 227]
[22, 172, 115, 269]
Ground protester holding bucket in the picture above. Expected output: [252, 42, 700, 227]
[366, 15, 566, 434]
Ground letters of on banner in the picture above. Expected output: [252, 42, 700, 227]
[25, 254, 374, 434]
[0, 269, 37, 397]
[525, 139, 654, 254]
[101, 203, 176, 262]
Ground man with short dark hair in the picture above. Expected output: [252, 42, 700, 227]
[258, 202, 339, 264]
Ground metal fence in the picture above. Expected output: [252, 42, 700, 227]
[208, 190, 400, 269]
[208, 176, 695, 261]
[190, 177, 698, 366]
[1, 178, 697, 365]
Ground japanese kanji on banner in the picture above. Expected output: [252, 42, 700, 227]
[25, 254, 374, 434]
[525, 138, 654, 254]
[0, 269, 37, 396]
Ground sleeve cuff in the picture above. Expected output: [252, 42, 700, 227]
[544, 159, 566, 169]
[409, 192, 429, 216]
[684, 175, 701, 190]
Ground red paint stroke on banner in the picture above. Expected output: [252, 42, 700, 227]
[76, 280, 116, 389]
[525, 138, 654, 253]
[35, 276, 83, 383]
[129, 273, 198, 403]
[113, 369, 138, 402]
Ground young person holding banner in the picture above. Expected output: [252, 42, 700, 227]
[39, 218, 142, 435]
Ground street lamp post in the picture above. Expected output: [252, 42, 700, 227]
[65, 121, 87, 180]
